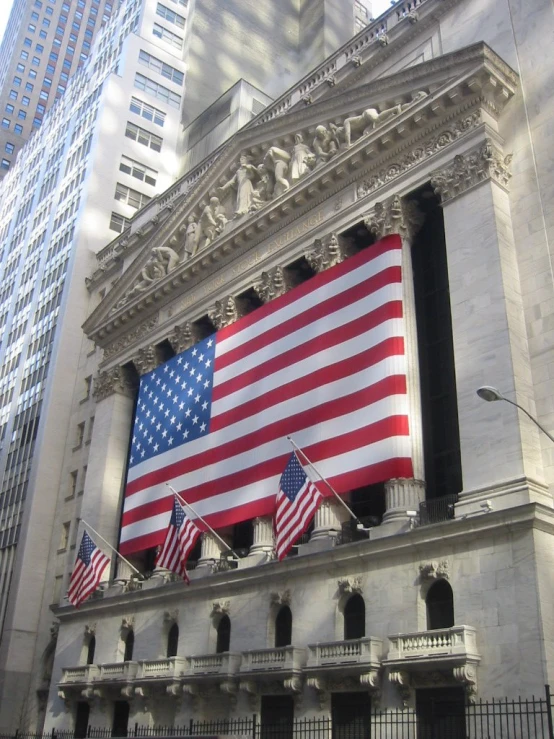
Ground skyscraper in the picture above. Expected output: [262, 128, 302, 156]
[0, 0, 116, 177]
[0, 0, 371, 730]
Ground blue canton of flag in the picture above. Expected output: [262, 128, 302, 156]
[129, 336, 217, 468]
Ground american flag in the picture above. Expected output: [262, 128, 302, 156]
[121, 235, 413, 555]
[156, 495, 201, 582]
[68, 531, 110, 608]
[275, 452, 322, 560]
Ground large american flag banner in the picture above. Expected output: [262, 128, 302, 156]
[121, 234, 413, 555]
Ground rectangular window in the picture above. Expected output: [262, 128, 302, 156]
[129, 96, 165, 126]
[39, 90, 48, 100]
[13, 76, 21, 86]
[5, 143, 14, 154]
[119, 155, 157, 186]
[114, 182, 151, 210]
[42, 18, 50, 27]
[109, 212, 131, 233]
[1, 119, 9, 129]
[25, 82, 33, 91]
[32, 56, 41, 66]
[156, 3, 185, 28]
[134, 72, 181, 109]
[22, 96, 30, 106]
[1, 159, 10, 170]
[16, 63, 25, 72]
[36, 103, 45, 114]
[39, 29, 47, 39]
[21, 50, 29, 59]
[138, 49, 184, 85]
[44, 77, 52, 87]
[5, 104, 14, 114]
[35, 44, 44, 53]
[29, 69, 37, 79]
[18, 110, 27, 120]
[124, 121, 163, 151]
[23, 37, 32, 47]
[9, 90, 17, 100]
[152, 22, 183, 49]
[14, 123, 23, 134]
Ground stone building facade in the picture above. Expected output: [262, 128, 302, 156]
[41, 0, 554, 733]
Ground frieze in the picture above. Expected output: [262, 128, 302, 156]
[103, 316, 159, 361]
[356, 111, 481, 200]
[430, 139, 512, 202]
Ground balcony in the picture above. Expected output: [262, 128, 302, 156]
[239, 647, 306, 693]
[58, 665, 99, 700]
[386, 625, 479, 667]
[188, 652, 242, 680]
[136, 656, 187, 683]
[305, 637, 383, 692]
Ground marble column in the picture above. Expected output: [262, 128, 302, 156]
[364, 195, 427, 535]
[248, 516, 274, 562]
[196, 532, 227, 569]
[78, 366, 136, 583]
[431, 140, 549, 513]
[305, 498, 349, 551]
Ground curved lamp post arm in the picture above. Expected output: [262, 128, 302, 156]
[476, 386, 554, 444]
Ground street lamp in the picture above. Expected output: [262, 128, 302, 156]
[476, 385, 554, 444]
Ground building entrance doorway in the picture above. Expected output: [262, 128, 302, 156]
[416, 686, 466, 739]
[331, 692, 371, 738]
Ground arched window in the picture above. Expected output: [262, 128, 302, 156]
[275, 606, 292, 648]
[426, 579, 454, 630]
[344, 594, 365, 640]
[86, 635, 96, 665]
[216, 615, 231, 653]
[123, 630, 134, 661]
[167, 623, 179, 658]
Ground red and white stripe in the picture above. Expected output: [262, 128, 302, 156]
[120, 235, 413, 555]
[68, 550, 110, 608]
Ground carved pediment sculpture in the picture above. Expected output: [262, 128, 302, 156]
[208, 296, 247, 330]
[168, 321, 201, 355]
[338, 576, 363, 595]
[306, 233, 351, 273]
[419, 561, 449, 581]
[211, 600, 230, 616]
[117, 243, 181, 308]
[253, 266, 294, 304]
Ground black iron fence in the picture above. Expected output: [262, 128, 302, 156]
[6, 687, 554, 739]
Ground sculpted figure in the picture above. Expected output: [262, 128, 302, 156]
[264, 146, 291, 197]
[218, 154, 259, 216]
[251, 163, 273, 210]
[289, 133, 316, 183]
[121, 245, 180, 305]
[183, 215, 199, 256]
[338, 105, 402, 147]
[198, 196, 227, 250]
[312, 125, 338, 167]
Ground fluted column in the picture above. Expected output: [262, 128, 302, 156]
[78, 367, 136, 583]
[305, 498, 349, 551]
[197, 532, 226, 568]
[364, 195, 427, 535]
[248, 516, 274, 560]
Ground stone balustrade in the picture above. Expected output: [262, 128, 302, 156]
[97, 661, 140, 681]
[240, 646, 307, 675]
[137, 657, 187, 680]
[386, 625, 479, 664]
[59, 665, 99, 685]
[188, 652, 242, 677]
[307, 636, 383, 668]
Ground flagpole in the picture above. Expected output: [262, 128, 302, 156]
[165, 484, 241, 560]
[80, 519, 142, 577]
[286, 436, 362, 525]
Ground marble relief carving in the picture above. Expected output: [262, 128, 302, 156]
[110, 91, 429, 310]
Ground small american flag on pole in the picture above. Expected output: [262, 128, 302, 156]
[156, 495, 201, 582]
[275, 452, 322, 560]
[68, 531, 110, 608]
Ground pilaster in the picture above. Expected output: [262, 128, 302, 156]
[431, 141, 550, 512]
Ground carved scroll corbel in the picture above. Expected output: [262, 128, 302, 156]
[389, 670, 411, 707]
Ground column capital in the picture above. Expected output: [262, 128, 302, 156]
[93, 366, 134, 402]
[305, 233, 351, 273]
[363, 194, 424, 242]
[132, 345, 161, 376]
[430, 139, 512, 203]
[208, 295, 245, 330]
[168, 320, 200, 355]
[253, 266, 293, 303]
